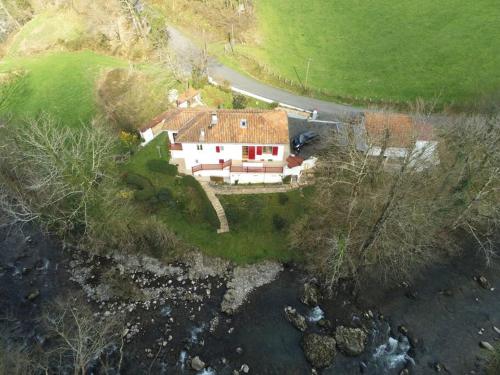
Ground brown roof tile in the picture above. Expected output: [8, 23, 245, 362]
[148, 108, 289, 145]
[140, 108, 206, 133]
[287, 155, 304, 168]
[177, 88, 200, 104]
[364, 112, 434, 148]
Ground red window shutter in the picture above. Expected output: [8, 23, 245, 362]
[216, 146, 220, 153]
[272, 146, 278, 156]
[219, 159, 224, 164]
[249, 146, 256, 160]
[257, 146, 263, 155]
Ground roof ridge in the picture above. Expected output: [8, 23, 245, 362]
[176, 111, 207, 140]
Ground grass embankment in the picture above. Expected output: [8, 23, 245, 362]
[123, 135, 310, 263]
[0, 51, 126, 127]
[211, 0, 500, 108]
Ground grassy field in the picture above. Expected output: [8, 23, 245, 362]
[215, 0, 500, 107]
[123, 135, 310, 263]
[6, 10, 85, 56]
[0, 51, 126, 127]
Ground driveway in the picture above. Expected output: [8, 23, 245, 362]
[288, 118, 337, 159]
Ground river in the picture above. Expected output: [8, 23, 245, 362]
[1, 225, 498, 374]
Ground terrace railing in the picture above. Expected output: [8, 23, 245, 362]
[192, 160, 283, 174]
[192, 160, 232, 173]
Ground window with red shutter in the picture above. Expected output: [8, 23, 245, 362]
[272, 146, 279, 156]
[216, 146, 220, 153]
[257, 146, 263, 155]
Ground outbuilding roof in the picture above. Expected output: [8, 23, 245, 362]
[364, 112, 434, 148]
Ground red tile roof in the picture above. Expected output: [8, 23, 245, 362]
[286, 155, 304, 168]
[177, 88, 200, 104]
[364, 112, 434, 148]
[143, 108, 289, 145]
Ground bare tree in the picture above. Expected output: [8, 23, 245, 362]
[43, 297, 125, 375]
[0, 114, 115, 233]
[293, 112, 500, 291]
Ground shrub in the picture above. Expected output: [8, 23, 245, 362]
[278, 192, 289, 205]
[125, 173, 157, 202]
[272, 214, 288, 231]
[146, 159, 177, 175]
[157, 187, 176, 207]
[232, 94, 247, 109]
[125, 173, 153, 190]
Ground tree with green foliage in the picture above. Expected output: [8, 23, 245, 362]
[232, 94, 247, 109]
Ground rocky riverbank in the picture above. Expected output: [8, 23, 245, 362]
[1, 224, 499, 374]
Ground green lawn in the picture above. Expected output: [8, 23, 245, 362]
[0, 51, 126, 127]
[123, 134, 311, 263]
[6, 10, 85, 56]
[216, 0, 500, 107]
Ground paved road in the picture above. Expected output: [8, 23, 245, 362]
[166, 26, 361, 119]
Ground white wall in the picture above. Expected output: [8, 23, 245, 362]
[182, 143, 286, 170]
[230, 173, 283, 184]
[140, 128, 154, 145]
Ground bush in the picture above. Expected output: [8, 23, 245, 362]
[272, 214, 288, 231]
[157, 187, 176, 207]
[146, 159, 177, 176]
[125, 173, 157, 202]
[232, 94, 247, 109]
[125, 173, 153, 190]
[278, 192, 289, 205]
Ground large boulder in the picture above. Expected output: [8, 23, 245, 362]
[191, 356, 205, 371]
[301, 282, 321, 306]
[334, 326, 367, 356]
[301, 333, 336, 368]
[284, 306, 308, 332]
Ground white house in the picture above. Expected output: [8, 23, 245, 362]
[140, 108, 313, 184]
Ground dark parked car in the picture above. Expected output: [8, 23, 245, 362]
[291, 131, 319, 152]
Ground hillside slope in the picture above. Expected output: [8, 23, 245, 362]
[214, 0, 500, 107]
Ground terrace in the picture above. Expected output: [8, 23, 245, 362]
[192, 160, 284, 174]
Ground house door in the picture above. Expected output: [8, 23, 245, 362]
[248, 146, 256, 160]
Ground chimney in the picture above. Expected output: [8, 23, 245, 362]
[200, 129, 205, 142]
[210, 112, 218, 128]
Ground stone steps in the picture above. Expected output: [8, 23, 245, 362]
[199, 181, 230, 234]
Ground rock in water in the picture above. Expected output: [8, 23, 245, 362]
[301, 333, 336, 368]
[191, 356, 205, 371]
[334, 326, 367, 356]
[301, 282, 320, 306]
[240, 364, 250, 373]
[284, 306, 308, 332]
[26, 290, 40, 301]
[476, 276, 491, 289]
[479, 341, 495, 352]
